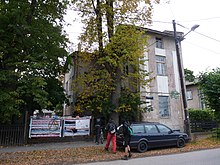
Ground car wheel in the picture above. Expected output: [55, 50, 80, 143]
[177, 138, 185, 148]
[137, 141, 148, 153]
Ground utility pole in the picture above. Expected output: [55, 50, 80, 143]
[172, 20, 191, 137]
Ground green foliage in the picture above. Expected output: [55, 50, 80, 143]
[71, 26, 151, 120]
[0, 0, 69, 123]
[70, 1, 156, 120]
[189, 109, 215, 122]
[184, 68, 195, 82]
[72, 0, 160, 51]
[118, 88, 142, 121]
[198, 68, 220, 121]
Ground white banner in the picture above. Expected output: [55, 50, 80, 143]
[63, 117, 91, 137]
[29, 116, 91, 138]
[29, 117, 62, 138]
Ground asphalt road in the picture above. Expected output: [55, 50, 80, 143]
[80, 148, 220, 165]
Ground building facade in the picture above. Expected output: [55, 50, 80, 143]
[140, 29, 185, 131]
[64, 28, 187, 131]
[186, 80, 206, 110]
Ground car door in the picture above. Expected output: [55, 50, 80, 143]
[130, 124, 145, 148]
[156, 124, 177, 147]
[144, 124, 161, 148]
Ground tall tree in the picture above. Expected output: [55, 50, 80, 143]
[184, 68, 195, 82]
[0, 0, 69, 123]
[198, 68, 220, 120]
[71, 0, 160, 122]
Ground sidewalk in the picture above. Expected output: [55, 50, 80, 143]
[0, 133, 212, 154]
[0, 139, 105, 153]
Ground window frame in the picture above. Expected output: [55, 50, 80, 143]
[157, 124, 172, 133]
[132, 125, 145, 134]
[158, 96, 170, 118]
[156, 55, 166, 76]
[145, 124, 159, 134]
[156, 37, 164, 49]
[186, 90, 193, 100]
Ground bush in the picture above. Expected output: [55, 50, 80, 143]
[189, 109, 215, 122]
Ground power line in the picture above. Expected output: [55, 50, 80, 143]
[179, 17, 220, 22]
[152, 20, 172, 24]
[194, 31, 220, 43]
[184, 41, 220, 55]
[176, 22, 220, 43]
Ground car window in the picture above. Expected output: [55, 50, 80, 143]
[145, 125, 158, 134]
[157, 124, 171, 133]
[132, 125, 145, 134]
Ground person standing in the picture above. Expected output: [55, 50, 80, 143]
[120, 120, 132, 160]
[95, 118, 101, 144]
[104, 118, 117, 154]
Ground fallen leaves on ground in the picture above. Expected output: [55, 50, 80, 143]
[1, 138, 220, 165]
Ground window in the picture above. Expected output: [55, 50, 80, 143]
[157, 124, 171, 133]
[159, 96, 170, 117]
[145, 125, 158, 134]
[156, 37, 163, 49]
[156, 55, 166, 75]
[132, 125, 145, 134]
[186, 90, 193, 100]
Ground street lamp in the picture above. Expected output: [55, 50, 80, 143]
[179, 24, 200, 41]
[172, 20, 199, 137]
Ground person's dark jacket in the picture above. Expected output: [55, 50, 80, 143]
[122, 121, 132, 138]
[106, 119, 117, 134]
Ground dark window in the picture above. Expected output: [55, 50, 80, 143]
[157, 124, 171, 133]
[145, 125, 158, 134]
[159, 96, 170, 117]
[132, 125, 145, 134]
[156, 37, 163, 49]
[186, 90, 193, 100]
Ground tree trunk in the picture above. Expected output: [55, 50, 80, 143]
[110, 67, 122, 125]
[27, 0, 37, 25]
[95, 0, 104, 56]
[106, 0, 114, 40]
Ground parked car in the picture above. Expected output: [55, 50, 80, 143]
[116, 122, 190, 153]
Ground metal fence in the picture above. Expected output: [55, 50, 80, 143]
[190, 121, 218, 133]
[0, 125, 25, 146]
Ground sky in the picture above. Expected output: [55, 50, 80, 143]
[64, 0, 220, 76]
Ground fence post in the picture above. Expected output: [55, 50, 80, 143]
[23, 110, 29, 144]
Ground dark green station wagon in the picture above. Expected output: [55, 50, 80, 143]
[116, 122, 190, 153]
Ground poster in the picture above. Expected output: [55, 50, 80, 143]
[29, 117, 62, 138]
[63, 117, 91, 137]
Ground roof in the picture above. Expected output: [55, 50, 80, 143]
[119, 24, 184, 39]
[185, 78, 199, 86]
[138, 27, 184, 39]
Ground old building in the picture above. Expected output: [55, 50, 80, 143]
[64, 28, 187, 131]
[140, 29, 185, 131]
[186, 80, 206, 110]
